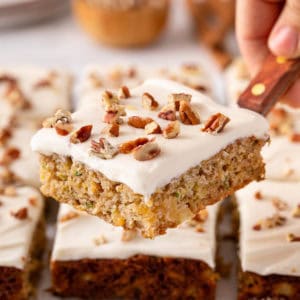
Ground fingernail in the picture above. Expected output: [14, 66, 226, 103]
[269, 26, 299, 57]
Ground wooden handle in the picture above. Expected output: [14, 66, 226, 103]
[237, 54, 300, 116]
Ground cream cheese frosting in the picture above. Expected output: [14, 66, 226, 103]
[0, 186, 44, 269]
[32, 79, 269, 200]
[52, 202, 220, 268]
[0, 66, 72, 123]
[0, 125, 40, 187]
[236, 180, 300, 276]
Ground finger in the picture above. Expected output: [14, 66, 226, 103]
[269, 0, 300, 58]
[236, 0, 283, 75]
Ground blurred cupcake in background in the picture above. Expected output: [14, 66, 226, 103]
[72, 0, 170, 48]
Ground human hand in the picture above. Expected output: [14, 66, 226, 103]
[237, 0, 300, 108]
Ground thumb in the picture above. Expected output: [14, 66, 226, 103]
[268, 0, 300, 58]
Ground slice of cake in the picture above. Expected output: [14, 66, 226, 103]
[78, 63, 211, 107]
[236, 181, 300, 300]
[0, 185, 45, 300]
[32, 79, 268, 238]
[51, 202, 220, 299]
[0, 67, 72, 126]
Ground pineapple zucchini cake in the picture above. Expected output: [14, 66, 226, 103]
[51, 202, 220, 300]
[236, 181, 300, 300]
[32, 79, 269, 238]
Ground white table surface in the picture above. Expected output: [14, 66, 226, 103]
[0, 1, 237, 299]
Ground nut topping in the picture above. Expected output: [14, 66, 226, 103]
[272, 197, 288, 211]
[158, 104, 177, 121]
[11, 207, 28, 220]
[179, 101, 200, 125]
[60, 211, 80, 222]
[269, 108, 293, 135]
[33, 78, 53, 89]
[122, 229, 137, 242]
[133, 141, 161, 161]
[89, 138, 119, 159]
[70, 125, 93, 144]
[292, 204, 300, 218]
[93, 235, 107, 246]
[202, 113, 230, 134]
[0, 147, 20, 165]
[119, 137, 149, 154]
[118, 86, 131, 99]
[145, 121, 162, 135]
[290, 133, 300, 143]
[287, 233, 300, 242]
[102, 123, 120, 137]
[101, 90, 119, 109]
[142, 92, 159, 111]
[254, 191, 263, 200]
[5, 83, 31, 110]
[4, 186, 17, 196]
[128, 116, 153, 129]
[89, 72, 103, 88]
[43, 109, 72, 128]
[163, 121, 180, 139]
[252, 213, 286, 231]
[168, 93, 192, 111]
[54, 122, 73, 136]
[0, 128, 12, 146]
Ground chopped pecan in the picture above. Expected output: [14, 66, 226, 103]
[119, 137, 149, 154]
[202, 113, 230, 134]
[102, 123, 120, 137]
[268, 108, 293, 135]
[158, 104, 177, 121]
[272, 197, 288, 211]
[168, 93, 192, 111]
[43, 109, 72, 128]
[254, 191, 263, 200]
[122, 229, 137, 242]
[142, 93, 159, 111]
[252, 213, 286, 231]
[60, 211, 80, 222]
[163, 121, 180, 139]
[54, 122, 73, 136]
[5, 83, 31, 110]
[145, 121, 162, 135]
[292, 204, 300, 218]
[0, 74, 17, 84]
[128, 116, 153, 129]
[0, 128, 12, 146]
[11, 207, 28, 220]
[93, 235, 107, 246]
[89, 138, 119, 159]
[28, 197, 38, 207]
[4, 185, 17, 196]
[181, 63, 201, 74]
[290, 133, 300, 143]
[287, 233, 300, 242]
[133, 142, 161, 161]
[118, 86, 131, 99]
[89, 72, 103, 88]
[70, 125, 93, 144]
[103, 111, 122, 125]
[192, 84, 208, 93]
[101, 90, 119, 110]
[33, 78, 52, 89]
[0, 147, 20, 165]
[179, 101, 200, 125]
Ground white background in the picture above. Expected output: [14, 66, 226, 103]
[0, 0, 237, 299]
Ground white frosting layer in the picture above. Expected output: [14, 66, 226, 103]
[32, 79, 268, 200]
[0, 186, 44, 269]
[236, 181, 300, 276]
[78, 64, 211, 107]
[52, 202, 220, 268]
[0, 66, 71, 123]
[262, 136, 300, 181]
[0, 125, 40, 188]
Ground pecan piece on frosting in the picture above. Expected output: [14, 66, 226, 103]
[101, 90, 119, 109]
[163, 121, 180, 139]
[119, 137, 149, 154]
[179, 101, 200, 125]
[11, 207, 28, 220]
[5, 83, 31, 110]
[122, 229, 137, 242]
[128, 116, 153, 129]
[118, 85, 131, 99]
[290, 133, 300, 143]
[43, 109, 73, 136]
[133, 141, 161, 161]
[158, 104, 176, 121]
[89, 138, 119, 160]
[60, 211, 80, 223]
[145, 121, 162, 135]
[142, 92, 159, 111]
[70, 125, 93, 144]
[168, 93, 192, 111]
[252, 213, 286, 231]
[102, 123, 120, 137]
[0, 147, 20, 165]
[0, 128, 12, 146]
[202, 113, 230, 134]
